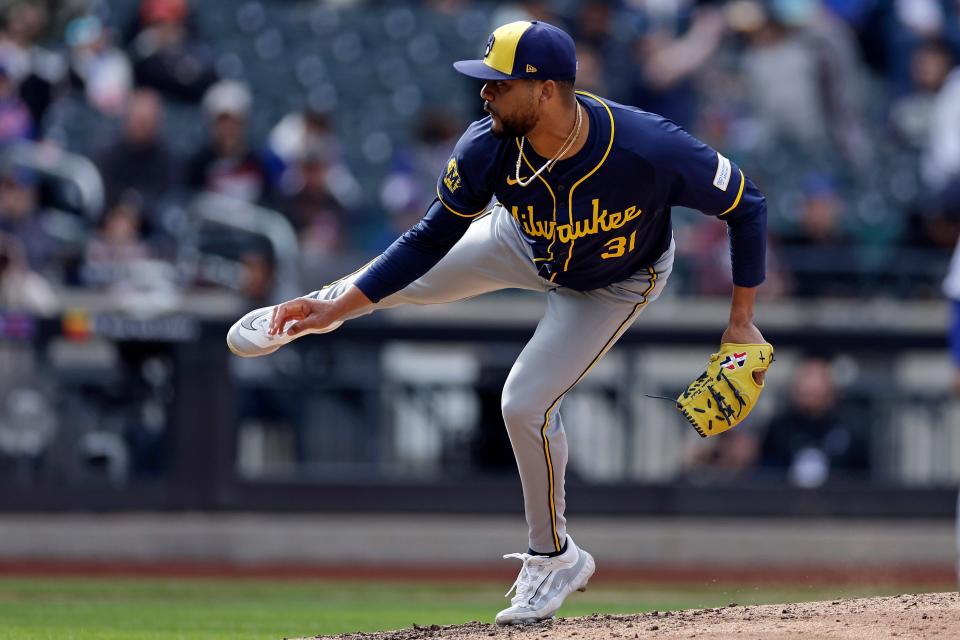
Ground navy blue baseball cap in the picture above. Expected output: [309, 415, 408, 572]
[453, 20, 577, 82]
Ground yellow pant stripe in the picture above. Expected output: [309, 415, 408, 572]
[537, 266, 657, 552]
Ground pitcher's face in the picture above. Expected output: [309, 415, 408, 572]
[481, 79, 540, 139]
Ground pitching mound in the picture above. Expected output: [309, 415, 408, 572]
[308, 592, 958, 640]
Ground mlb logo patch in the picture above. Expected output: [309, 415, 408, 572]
[719, 352, 748, 370]
[713, 152, 732, 191]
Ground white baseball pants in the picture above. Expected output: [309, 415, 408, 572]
[308, 204, 674, 552]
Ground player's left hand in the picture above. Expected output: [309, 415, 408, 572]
[720, 322, 766, 383]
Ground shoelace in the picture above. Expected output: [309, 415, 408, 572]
[502, 552, 549, 605]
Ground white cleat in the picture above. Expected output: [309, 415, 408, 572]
[495, 535, 595, 625]
[226, 303, 342, 358]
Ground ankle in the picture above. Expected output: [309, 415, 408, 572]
[528, 537, 568, 558]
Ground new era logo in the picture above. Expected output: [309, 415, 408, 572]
[526, 64, 537, 73]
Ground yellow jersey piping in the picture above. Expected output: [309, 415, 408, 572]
[437, 187, 488, 218]
[718, 169, 745, 217]
[514, 138, 558, 265]
[564, 91, 615, 272]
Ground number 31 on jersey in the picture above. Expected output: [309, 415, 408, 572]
[601, 230, 637, 259]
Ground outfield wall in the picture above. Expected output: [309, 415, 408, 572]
[0, 514, 953, 583]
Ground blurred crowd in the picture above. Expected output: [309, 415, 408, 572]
[0, 0, 959, 315]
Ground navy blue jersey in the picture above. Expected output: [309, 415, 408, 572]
[356, 92, 765, 302]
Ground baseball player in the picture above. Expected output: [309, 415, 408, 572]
[227, 21, 767, 624]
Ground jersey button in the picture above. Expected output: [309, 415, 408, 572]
[557, 185, 566, 192]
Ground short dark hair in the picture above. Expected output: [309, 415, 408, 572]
[555, 79, 576, 105]
[530, 78, 576, 101]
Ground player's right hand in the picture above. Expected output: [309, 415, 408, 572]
[269, 297, 340, 337]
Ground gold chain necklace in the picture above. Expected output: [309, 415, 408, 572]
[514, 104, 582, 188]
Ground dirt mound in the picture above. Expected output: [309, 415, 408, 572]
[306, 592, 959, 640]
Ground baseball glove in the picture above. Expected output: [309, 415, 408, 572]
[677, 343, 774, 437]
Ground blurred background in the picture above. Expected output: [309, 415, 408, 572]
[0, 0, 957, 610]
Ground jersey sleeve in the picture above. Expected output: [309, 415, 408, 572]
[646, 119, 767, 288]
[645, 118, 750, 216]
[435, 118, 499, 217]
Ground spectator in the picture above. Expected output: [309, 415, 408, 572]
[185, 80, 271, 204]
[238, 247, 276, 310]
[892, 39, 955, 251]
[65, 15, 132, 116]
[736, 0, 870, 167]
[876, 0, 960, 97]
[279, 145, 350, 258]
[0, 231, 56, 314]
[269, 108, 340, 167]
[628, 3, 726, 129]
[788, 174, 848, 245]
[921, 56, 960, 191]
[676, 210, 789, 298]
[683, 427, 760, 483]
[81, 192, 151, 288]
[912, 51, 960, 251]
[268, 108, 361, 210]
[0, 63, 32, 144]
[570, 0, 634, 101]
[0, 1, 65, 135]
[229, 243, 305, 473]
[890, 39, 953, 150]
[777, 174, 854, 297]
[0, 168, 58, 276]
[376, 108, 461, 250]
[126, 0, 217, 103]
[759, 356, 870, 486]
[95, 88, 176, 230]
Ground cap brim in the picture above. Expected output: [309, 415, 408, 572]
[453, 60, 515, 80]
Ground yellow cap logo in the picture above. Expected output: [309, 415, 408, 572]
[526, 64, 537, 73]
[483, 22, 533, 76]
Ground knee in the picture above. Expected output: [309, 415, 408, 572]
[501, 386, 539, 432]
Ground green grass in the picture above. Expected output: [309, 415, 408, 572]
[0, 577, 950, 640]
